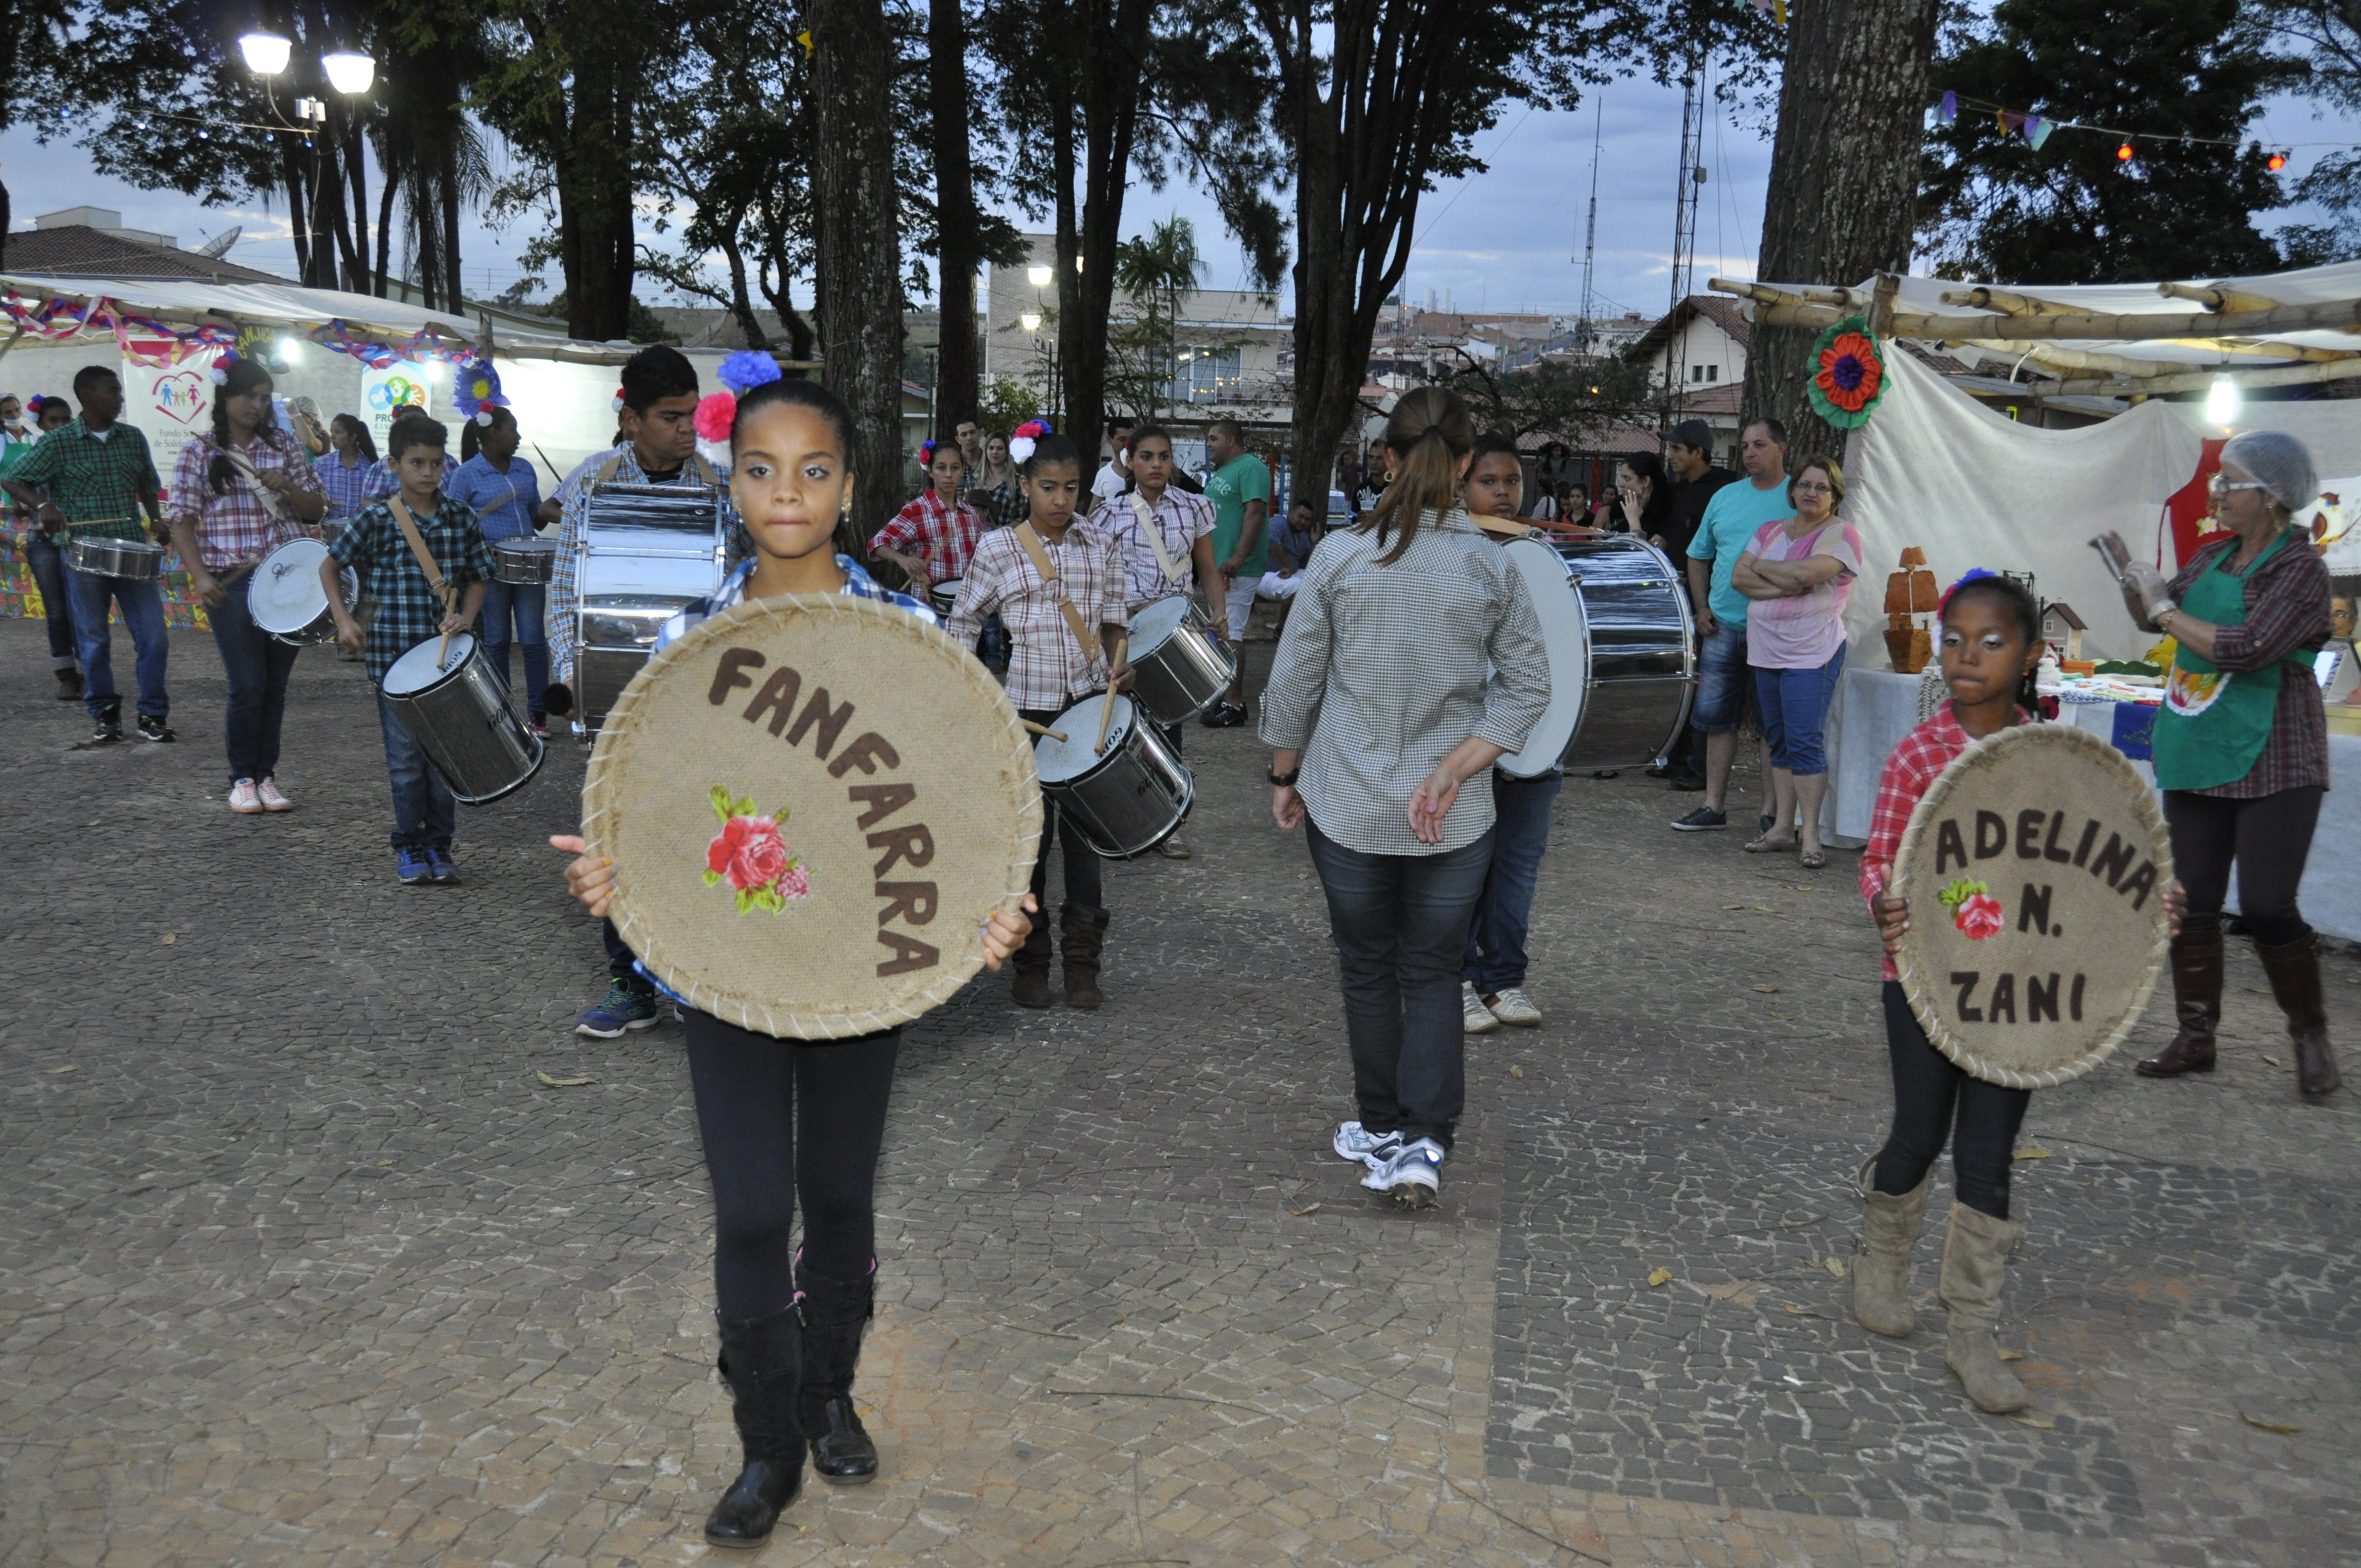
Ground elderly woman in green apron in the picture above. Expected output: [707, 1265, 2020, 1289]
[2110, 430, 2339, 1099]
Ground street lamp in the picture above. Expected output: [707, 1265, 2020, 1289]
[322, 52, 376, 94]
[1026, 264, 1053, 288]
[2205, 374, 2240, 427]
[1020, 311, 1042, 333]
[238, 32, 293, 75]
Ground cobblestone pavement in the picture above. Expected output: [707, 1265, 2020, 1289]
[2, 614, 2355, 1568]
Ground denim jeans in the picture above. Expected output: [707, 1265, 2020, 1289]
[25, 531, 78, 671]
[1689, 622, 1751, 733]
[375, 689, 456, 850]
[602, 917, 653, 993]
[1753, 643, 1847, 776]
[1305, 818, 1494, 1151]
[479, 578, 550, 715]
[207, 579, 301, 785]
[64, 564, 169, 721]
[1463, 770, 1562, 993]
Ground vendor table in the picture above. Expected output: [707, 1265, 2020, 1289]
[1821, 666, 2361, 942]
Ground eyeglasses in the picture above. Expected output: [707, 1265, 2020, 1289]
[2210, 474, 2268, 496]
[1792, 481, 1834, 494]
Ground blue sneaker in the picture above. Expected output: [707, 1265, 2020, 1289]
[395, 847, 432, 885]
[1362, 1136, 1445, 1208]
[426, 846, 460, 884]
[578, 979, 663, 1038]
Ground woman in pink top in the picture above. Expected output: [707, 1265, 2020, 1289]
[1730, 454, 1862, 868]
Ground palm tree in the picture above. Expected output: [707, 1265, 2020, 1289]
[1113, 215, 1203, 420]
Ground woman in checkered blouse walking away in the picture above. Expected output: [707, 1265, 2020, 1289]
[1259, 386, 1552, 1210]
[168, 357, 328, 814]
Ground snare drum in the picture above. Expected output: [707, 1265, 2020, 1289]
[1122, 595, 1236, 726]
[494, 537, 558, 585]
[1033, 693, 1193, 859]
[576, 481, 730, 736]
[928, 577, 962, 617]
[66, 536, 164, 581]
[380, 632, 545, 804]
[247, 537, 357, 646]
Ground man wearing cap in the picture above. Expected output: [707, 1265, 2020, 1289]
[1655, 420, 1735, 791]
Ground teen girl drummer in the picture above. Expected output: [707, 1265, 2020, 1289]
[552, 366, 1035, 1550]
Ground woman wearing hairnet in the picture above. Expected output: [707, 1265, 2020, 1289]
[2108, 429, 2340, 1099]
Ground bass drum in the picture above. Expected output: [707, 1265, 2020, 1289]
[1495, 535, 1693, 777]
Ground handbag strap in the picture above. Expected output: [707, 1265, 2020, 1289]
[387, 494, 456, 615]
[1011, 522, 1100, 662]
[1127, 492, 1184, 586]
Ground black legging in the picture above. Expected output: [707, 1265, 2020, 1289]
[2164, 786, 2323, 946]
[1018, 705, 1105, 943]
[1872, 981, 2031, 1219]
[682, 1009, 900, 1317]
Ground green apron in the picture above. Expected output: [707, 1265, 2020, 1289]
[2150, 526, 2297, 792]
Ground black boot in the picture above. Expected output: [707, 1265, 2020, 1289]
[1060, 902, 1110, 1010]
[2137, 925, 2222, 1077]
[796, 1260, 880, 1484]
[2256, 931, 2341, 1099]
[705, 1306, 806, 1548]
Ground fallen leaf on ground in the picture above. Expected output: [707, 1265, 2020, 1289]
[1722, 904, 1746, 911]
[1647, 1268, 1672, 1287]
[2240, 1411, 2302, 1434]
[1999, 1348, 2026, 1362]
[2262, 1055, 2284, 1069]
[45, 1065, 76, 1074]
[1795, 884, 1815, 891]
[1753, 905, 1776, 913]
[536, 1071, 599, 1088]
[2015, 1148, 2051, 1160]
[1770, 1012, 1790, 1020]
[1753, 984, 1782, 994]
[1824, 1257, 1847, 1278]
[2006, 1413, 2055, 1429]
[161, 933, 175, 945]
[1288, 1204, 1322, 1217]
[1697, 1279, 1761, 1303]
[1508, 1065, 1524, 1078]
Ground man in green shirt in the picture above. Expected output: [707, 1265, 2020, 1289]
[2, 367, 173, 743]
[1201, 417, 1270, 726]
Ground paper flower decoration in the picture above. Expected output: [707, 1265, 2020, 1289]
[452, 356, 507, 423]
[1805, 315, 1887, 429]
[717, 349, 784, 395]
[693, 391, 738, 469]
[611, 386, 627, 415]
[1009, 418, 1052, 464]
[208, 352, 237, 386]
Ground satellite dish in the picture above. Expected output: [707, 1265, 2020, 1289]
[195, 227, 242, 259]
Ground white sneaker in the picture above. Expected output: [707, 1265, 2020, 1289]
[228, 778, 264, 814]
[1331, 1120, 1403, 1169]
[257, 776, 294, 812]
[1461, 981, 1501, 1033]
[1484, 987, 1542, 1027]
[1362, 1137, 1445, 1207]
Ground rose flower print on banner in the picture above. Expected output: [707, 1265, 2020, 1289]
[703, 785, 812, 915]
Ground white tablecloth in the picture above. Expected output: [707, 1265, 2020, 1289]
[1822, 667, 2361, 941]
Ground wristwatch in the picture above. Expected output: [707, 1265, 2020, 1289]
[1268, 768, 1300, 787]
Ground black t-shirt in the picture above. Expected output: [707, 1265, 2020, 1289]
[1662, 467, 1735, 560]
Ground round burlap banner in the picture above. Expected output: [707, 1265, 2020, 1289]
[1892, 722, 2172, 1087]
[582, 594, 1041, 1039]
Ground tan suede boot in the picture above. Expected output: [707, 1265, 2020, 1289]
[1939, 1201, 2029, 1413]
[1852, 1155, 1931, 1338]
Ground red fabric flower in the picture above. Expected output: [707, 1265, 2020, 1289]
[1955, 892, 2005, 941]
[1815, 331, 1884, 413]
[708, 814, 789, 891]
[693, 390, 738, 443]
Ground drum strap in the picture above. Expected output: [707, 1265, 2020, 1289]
[387, 496, 458, 617]
[1127, 492, 1184, 586]
[1013, 522, 1101, 663]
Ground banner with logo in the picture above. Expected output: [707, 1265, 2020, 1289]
[121, 342, 215, 514]
[362, 363, 432, 448]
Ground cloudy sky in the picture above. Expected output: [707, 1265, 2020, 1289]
[3, 70, 2350, 322]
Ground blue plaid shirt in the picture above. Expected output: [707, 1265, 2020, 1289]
[447, 454, 543, 542]
[328, 493, 496, 683]
[313, 451, 371, 520]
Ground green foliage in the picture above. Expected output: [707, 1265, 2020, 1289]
[976, 375, 1045, 439]
[1919, 0, 2303, 282]
[1429, 352, 1657, 449]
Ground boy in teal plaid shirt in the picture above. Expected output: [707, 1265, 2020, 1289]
[325, 415, 493, 885]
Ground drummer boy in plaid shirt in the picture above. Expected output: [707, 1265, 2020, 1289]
[324, 416, 493, 886]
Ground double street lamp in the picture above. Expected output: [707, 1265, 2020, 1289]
[237, 33, 377, 292]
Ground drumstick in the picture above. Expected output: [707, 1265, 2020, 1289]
[1020, 720, 1069, 742]
[438, 628, 454, 671]
[1095, 634, 1129, 754]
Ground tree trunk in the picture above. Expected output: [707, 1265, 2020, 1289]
[281, 146, 315, 285]
[1739, 0, 1940, 458]
[1054, 0, 1154, 467]
[757, 259, 817, 360]
[443, 155, 464, 308]
[929, 0, 978, 428]
[346, 122, 372, 294]
[375, 164, 396, 297]
[721, 217, 770, 350]
[812, 0, 907, 543]
[559, 31, 638, 341]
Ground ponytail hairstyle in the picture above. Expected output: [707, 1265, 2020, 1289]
[331, 412, 378, 464]
[1939, 569, 2045, 717]
[206, 357, 284, 494]
[1018, 430, 1080, 478]
[1363, 385, 1474, 564]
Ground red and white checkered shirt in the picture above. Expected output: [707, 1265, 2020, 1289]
[944, 519, 1128, 711]
[167, 431, 324, 571]
[1860, 701, 2035, 980]
[873, 489, 985, 584]
[1091, 486, 1216, 608]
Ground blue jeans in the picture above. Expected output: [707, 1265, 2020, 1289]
[1305, 819, 1494, 1151]
[479, 578, 550, 715]
[64, 563, 169, 721]
[1754, 644, 1847, 776]
[376, 689, 456, 850]
[207, 580, 301, 784]
[25, 531, 78, 670]
[1690, 623, 1751, 733]
[1463, 770, 1562, 993]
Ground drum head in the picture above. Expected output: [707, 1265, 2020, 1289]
[1496, 537, 1588, 777]
[383, 631, 477, 696]
[248, 538, 333, 634]
[583, 594, 1041, 1039]
[1126, 595, 1189, 651]
[1033, 694, 1131, 782]
[1892, 722, 2172, 1087]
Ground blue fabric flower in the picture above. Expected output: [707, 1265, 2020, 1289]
[718, 350, 785, 395]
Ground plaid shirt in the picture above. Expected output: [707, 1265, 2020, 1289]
[945, 519, 1128, 710]
[1859, 703, 2037, 981]
[314, 451, 372, 520]
[548, 449, 724, 687]
[975, 475, 1030, 530]
[167, 431, 324, 571]
[873, 488, 985, 582]
[447, 453, 544, 543]
[2167, 529, 2332, 798]
[361, 453, 458, 502]
[329, 493, 496, 683]
[1091, 487, 1216, 607]
[658, 553, 935, 654]
[8, 419, 160, 540]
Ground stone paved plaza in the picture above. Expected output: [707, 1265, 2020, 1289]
[2, 613, 2356, 1567]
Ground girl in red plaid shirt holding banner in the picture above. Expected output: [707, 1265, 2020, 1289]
[1856, 571, 2182, 1414]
